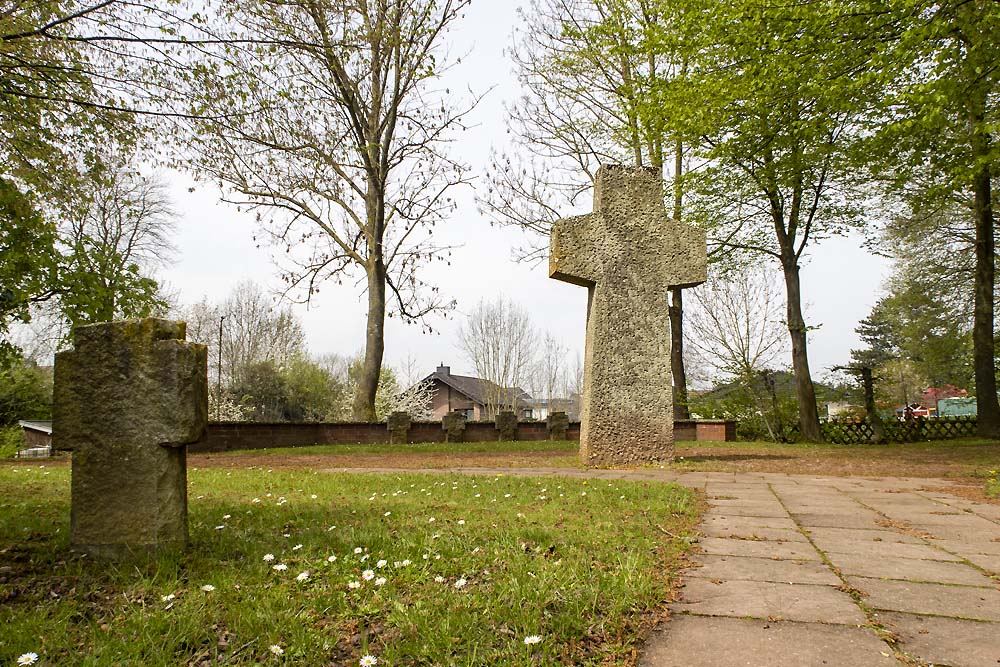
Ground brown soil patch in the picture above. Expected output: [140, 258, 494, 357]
[190, 449, 579, 470]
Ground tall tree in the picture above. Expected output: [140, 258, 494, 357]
[860, 0, 1000, 436]
[686, 264, 788, 439]
[458, 296, 537, 419]
[648, 0, 876, 440]
[184, 0, 473, 420]
[57, 158, 176, 326]
[480, 0, 698, 416]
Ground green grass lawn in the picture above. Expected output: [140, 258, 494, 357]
[0, 465, 699, 666]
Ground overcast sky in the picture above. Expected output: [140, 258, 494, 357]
[159, 2, 892, 384]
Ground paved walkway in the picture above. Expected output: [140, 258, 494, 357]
[327, 468, 1000, 666]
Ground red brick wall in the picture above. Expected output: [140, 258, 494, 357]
[190, 419, 729, 453]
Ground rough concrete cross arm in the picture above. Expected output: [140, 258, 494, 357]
[548, 165, 707, 292]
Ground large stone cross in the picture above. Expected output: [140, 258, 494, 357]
[549, 165, 706, 466]
[53, 319, 208, 558]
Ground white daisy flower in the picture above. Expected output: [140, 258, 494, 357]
[296, 571, 310, 582]
[454, 578, 467, 589]
[360, 655, 377, 667]
[362, 569, 375, 581]
[292, 544, 303, 551]
[401, 559, 412, 567]
[222, 514, 231, 520]
[376, 559, 387, 568]
[375, 577, 387, 586]
[434, 575, 445, 583]
[327, 555, 337, 563]
[457, 520, 465, 525]
[161, 593, 176, 602]
[16, 653, 38, 665]
[348, 580, 361, 589]
[200, 584, 215, 592]
[263, 553, 275, 562]
[273, 563, 288, 571]
[524, 635, 542, 645]
[354, 547, 364, 554]
[269, 644, 284, 655]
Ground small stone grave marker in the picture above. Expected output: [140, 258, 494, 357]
[53, 319, 208, 558]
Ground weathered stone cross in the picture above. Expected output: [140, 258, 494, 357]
[53, 319, 208, 558]
[549, 165, 706, 466]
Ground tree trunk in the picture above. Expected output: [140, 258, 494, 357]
[669, 141, 691, 419]
[669, 288, 690, 419]
[781, 258, 823, 441]
[860, 366, 886, 444]
[352, 260, 387, 421]
[970, 128, 1000, 437]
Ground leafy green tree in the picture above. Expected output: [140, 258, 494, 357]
[0, 359, 52, 425]
[0, 180, 60, 365]
[230, 361, 291, 423]
[859, 0, 1000, 435]
[646, 0, 877, 440]
[57, 158, 176, 327]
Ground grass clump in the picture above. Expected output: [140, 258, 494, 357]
[986, 468, 1000, 498]
[0, 465, 699, 666]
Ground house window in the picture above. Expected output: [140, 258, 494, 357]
[521, 408, 533, 420]
[456, 408, 474, 419]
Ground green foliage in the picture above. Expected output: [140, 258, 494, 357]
[0, 180, 60, 362]
[0, 426, 25, 459]
[690, 372, 801, 442]
[0, 360, 52, 426]
[0, 467, 700, 665]
[853, 275, 973, 392]
[229, 357, 349, 423]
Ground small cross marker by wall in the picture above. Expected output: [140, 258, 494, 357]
[53, 318, 208, 559]
[550, 165, 706, 466]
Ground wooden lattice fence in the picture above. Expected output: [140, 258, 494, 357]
[820, 416, 978, 444]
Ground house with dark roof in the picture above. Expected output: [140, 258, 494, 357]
[422, 365, 533, 421]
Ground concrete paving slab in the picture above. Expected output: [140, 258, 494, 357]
[672, 578, 866, 624]
[701, 525, 809, 542]
[804, 527, 925, 545]
[956, 552, 1000, 575]
[789, 512, 884, 529]
[825, 552, 996, 587]
[819, 540, 962, 561]
[846, 576, 1000, 621]
[639, 617, 902, 667]
[878, 612, 1000, 667]
[704, 500, 788, 517]
[688, 554, 840, 585]
[696, 536, 822, 561]
[702, 514, 801, 531]
[934, 540, 1000, 556]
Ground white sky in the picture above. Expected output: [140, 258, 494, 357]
[159, 2, 892, 383]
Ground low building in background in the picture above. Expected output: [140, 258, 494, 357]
[420, 365, 533, 421]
